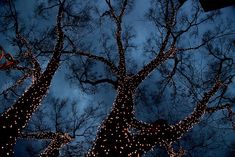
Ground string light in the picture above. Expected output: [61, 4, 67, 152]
[19, 132, 73, 157]
[86, 77, 223, 156]
[0, 3, 64, 156]
[0, 0, 233, 156]
[39, 132, 73, 157]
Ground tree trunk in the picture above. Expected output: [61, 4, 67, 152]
[87, 86, 136, 156]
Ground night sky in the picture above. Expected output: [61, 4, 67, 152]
[0, 0, 235, 157]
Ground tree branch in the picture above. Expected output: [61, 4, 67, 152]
[78, 51, 118, 75]
[131, 45, 177, 88]
[19, 132, 73, 157]
[3, 0, 41, 80]
[171, 79, 223, 141]
[206, 103, 231, 113]
[80, 78, 117, 89]
[19, 132, 60, 140]
[16, 34, 42, 81]
[105, 0, 128, 77]
[0, 73, 31, 97]
[164, 143, 186, 157]
[40, 132, 73, 157]
[131, 79, 223, 156]
[178, 32, 235, 52]
[0, 2, 65, 156]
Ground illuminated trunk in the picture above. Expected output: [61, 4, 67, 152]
[87, 78, 222, 156]
[0, 58, 62, 156]
[87, 84, 136, 156]
[0, 74, 56, 156]
[0, 3, 64, 156]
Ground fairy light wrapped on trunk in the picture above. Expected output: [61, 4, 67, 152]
[0, 2, 65, 156]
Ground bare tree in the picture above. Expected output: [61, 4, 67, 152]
[0, 0, 66, 156]
[0, 0, 234, 156]
[20, 98, 105, 157]
[65, 0, 235, 156]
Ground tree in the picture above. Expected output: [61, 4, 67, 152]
[0, 0, 234, 157]
[0, 0, 66, 156]
[0, 0, 92, 156]
[20, 97, 105, 157]
[67, 0, 235, 156]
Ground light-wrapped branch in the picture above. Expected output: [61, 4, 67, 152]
[171, 80, 223, 140]
[131, 79, 223, 156]
[104, 0, 128, 77]
[16, 34, 42, 81]
[0, 2, 65, 156]
[132, 46, 177, 87]
[40, 132, 73, 157]
[164, 143, 186, 157]
[3, 0, 41, 77]
[19, 132, 57, 140]
[19, 132, 73, 157]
